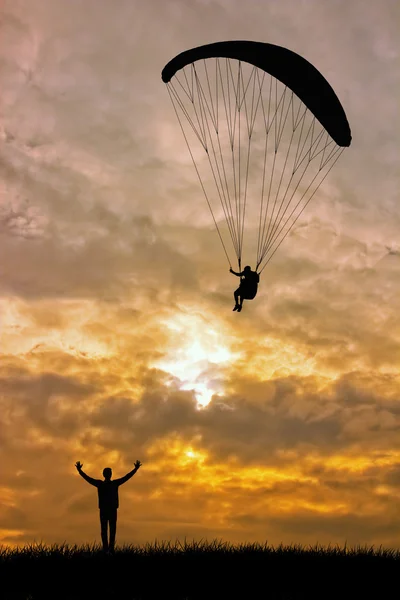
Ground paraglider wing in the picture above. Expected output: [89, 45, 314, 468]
[162, 40, 351, 148]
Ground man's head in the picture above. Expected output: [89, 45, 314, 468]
[244, 265, 251, 272]
[103, 467, 112, 481]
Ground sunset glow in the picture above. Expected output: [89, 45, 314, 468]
[154, 313, 240, 406]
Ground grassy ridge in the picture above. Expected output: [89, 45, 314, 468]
[0, 539, 398, 599]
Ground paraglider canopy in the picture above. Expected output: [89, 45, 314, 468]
[162, 41, 351, 147]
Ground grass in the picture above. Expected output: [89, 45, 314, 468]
[0, 538, 398, 599]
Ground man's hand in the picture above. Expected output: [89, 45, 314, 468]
[134, 460, 142, 469]
[229, 267, 233, 273]
[75, 461, 83, 471]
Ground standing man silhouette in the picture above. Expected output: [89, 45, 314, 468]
[75, 459, 142, 553]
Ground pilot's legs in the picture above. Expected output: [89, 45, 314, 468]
[233, 288, 240, 311]
[233, 287, 243, 312]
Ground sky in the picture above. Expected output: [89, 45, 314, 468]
[1, 0, 400, 551]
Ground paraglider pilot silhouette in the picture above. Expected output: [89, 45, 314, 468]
[75, 459, 142, 553]
[230, 265, 259, 312]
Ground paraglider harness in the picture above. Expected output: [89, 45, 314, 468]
[238, 260, 260, 300]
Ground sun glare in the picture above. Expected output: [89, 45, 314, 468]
[154, 312, 240, 407]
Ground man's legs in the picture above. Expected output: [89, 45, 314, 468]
[109, 509, 118, 553]
[100, 510, 109, 552]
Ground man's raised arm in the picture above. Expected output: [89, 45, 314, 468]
[75, 461, 100, 487]
[114, 460, 142, 486]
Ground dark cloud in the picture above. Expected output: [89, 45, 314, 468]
[0, 506, 30, 530]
